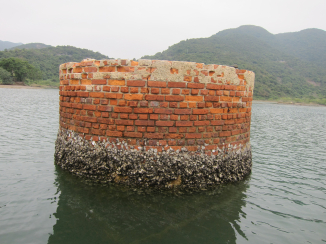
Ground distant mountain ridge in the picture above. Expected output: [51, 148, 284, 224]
[0, 40, 23, 51]
[0, 44, 108, 82]
[142, 25, 326, 103]
[9, 43, 52, 50]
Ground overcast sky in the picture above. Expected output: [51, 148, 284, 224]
[1, 0, 325, 59]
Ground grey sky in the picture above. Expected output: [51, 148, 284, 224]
[1, 0, 325, 59]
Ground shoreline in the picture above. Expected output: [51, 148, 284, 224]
[253, 100, 326, 107]
[1, 84, 324, 107]
[0, 84, 57, 89]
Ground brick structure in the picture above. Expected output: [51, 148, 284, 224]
[55, 59, 255, 189]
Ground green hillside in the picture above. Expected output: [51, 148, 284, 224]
[10, 43, 52, 50]
[0, 40, 23, 51]
[142, 25, 326, 104]
[0, 45, 108, 83]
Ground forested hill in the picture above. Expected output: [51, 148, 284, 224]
[9, 43, 51, 50]
[0, 40, 23, 51]
[0, 45, 108, 81]
[142, 25, 326, 103]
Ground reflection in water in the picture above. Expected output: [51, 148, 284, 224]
[48, 166, 250, 244]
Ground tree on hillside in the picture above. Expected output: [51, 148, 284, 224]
[0, 57, 42, 82]
[0, 67, 13, 84]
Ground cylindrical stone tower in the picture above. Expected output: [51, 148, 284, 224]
[55, 59, 255, 189]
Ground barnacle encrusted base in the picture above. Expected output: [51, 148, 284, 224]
[54, 129, 252, 189]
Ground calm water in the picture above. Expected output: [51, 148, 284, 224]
[0, 88, 325, 244]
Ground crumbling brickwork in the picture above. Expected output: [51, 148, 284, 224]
[55, 59, 255, 188]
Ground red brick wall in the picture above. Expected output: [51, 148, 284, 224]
[58, 59, 254, 155]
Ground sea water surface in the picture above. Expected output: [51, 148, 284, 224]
[0, 88, 325, 244]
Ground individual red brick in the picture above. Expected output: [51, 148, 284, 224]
[108, 80, 125, 86]
[124, 94, 143, 100]
[73, 67, 83, 73]
[77, 92, 89, 97]
[151, 88, 160, 94]
[144, 133, 164, 139]
[210, 108, 224, 114]
[220, 131, 231, 137]
[160, 102, 168, 108]
[180, 115, 189, 120]
[169, 127, 177, 133]
[192, 109, 208, 114]
[154, 108, 172, 114]
[176, 121, 193, 126]
[207, 84, 224, 90]
[117, 66, 134, 72]
[140, 101, 148, 107]
[172, 89, 180, 95]
[165, 95, 184, 101]
[174, 109, 191, 115]
[83, 104, 96, 110]
[225, 120, 235, 125]
[105, 93, 123, 99]
[127, 126, 135, 131]
[168, 82, 186, 88]
[139, 114, 148, 120]
[185, 96, 203, 102]
[127, 80, 146, 87]
[134, 108, 153, 113]
[198, 127, 205, 132]
[220, 96, 232, 102]
[211, 120, 225, 126]
[70, 80, 79, 85]
[191, 89, 200, 95]
[194, 121, 209, 126]
[99, 66, 116, 72]
[148, 81, 166, 87]
[168, 140, 176, 146]
[149, 101, 159, 107]
[170, 68, 178, 74]
[225, 85, 236, 90]
[120, 113, 128, 119]
[145, 95, 164, 101]
[118, 100, 126, 106]
[117, 125, 125, 131]
[156, 121, 174, 126]
[201, 70, 208, 76]
[124, 132, 142, 138]
[126, 101, 138, 107]
[141, 88, 149, 93]
[107, 131, 122, 137]
[84, 67, 97, 72]
[184, 76, 192, 81]
[182, 89, 190, 95]
[91, 79, 106, 85]
[185, 133, 202, 139]
[165, 134, 184, 139]
[114, 107, 132, 113]
[161, 88, 170, 94]
[120, 87, 129, 93]
[205, 96, 219, 102]
[187, 83, 204, 89]
[128, 114, 137, 120]
[110, 100, 117, 105]
[102, 112, 109, 117]
[115, 120, 133, 125]
[232, 129, 241, 135]
[150, 114, 159, 120]
[135, 120, 154, 126]
[98, 105, 112, 112]
[89, 92, 104, 98]
[111, 87, 119, 92]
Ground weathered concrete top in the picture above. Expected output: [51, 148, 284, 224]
[60, 59, 255, 91]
